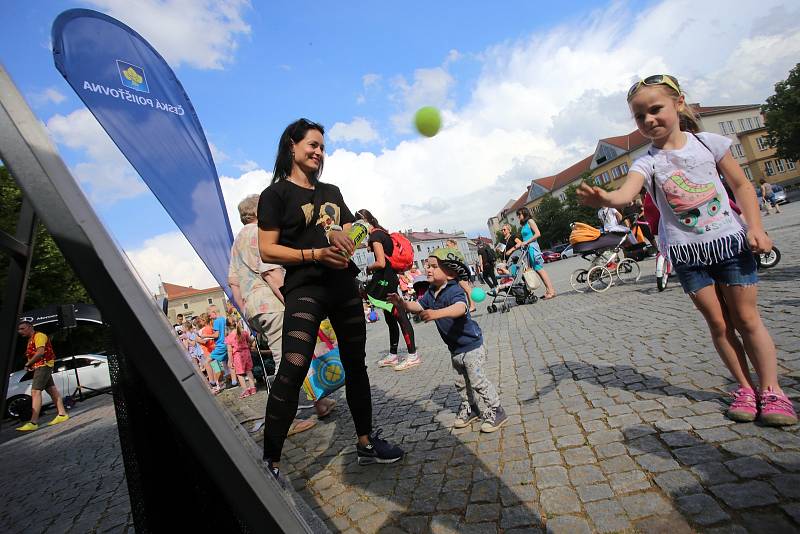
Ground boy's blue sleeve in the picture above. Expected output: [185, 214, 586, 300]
[447, 289, 469, 310]
[418, 291, 433, 310]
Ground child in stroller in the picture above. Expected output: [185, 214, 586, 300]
[486, 245, 539, 313]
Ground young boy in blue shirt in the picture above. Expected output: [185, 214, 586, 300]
[388, 247, 508, 432]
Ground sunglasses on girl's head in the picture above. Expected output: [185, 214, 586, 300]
[627, 74, 681, 100]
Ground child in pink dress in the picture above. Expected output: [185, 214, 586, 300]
[225, 316, 257, 399]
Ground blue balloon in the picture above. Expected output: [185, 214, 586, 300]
[471, 287, 486, 303]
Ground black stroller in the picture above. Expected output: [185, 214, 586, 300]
[486, 245, 539, 313]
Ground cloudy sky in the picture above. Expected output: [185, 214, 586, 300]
[2, 0, 799, 292]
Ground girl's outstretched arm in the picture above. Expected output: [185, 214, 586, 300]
[718, 153, 772, 253]
[577, 172, 644, 210]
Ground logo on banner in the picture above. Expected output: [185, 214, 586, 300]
[116, 60, 149, 93]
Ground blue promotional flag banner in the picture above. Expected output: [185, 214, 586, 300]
[52, 9, 234, 300]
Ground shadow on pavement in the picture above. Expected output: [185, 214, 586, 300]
[282, 383, 545, 532]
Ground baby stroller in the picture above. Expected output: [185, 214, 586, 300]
[486, 245, 539, 313]
[569, 226, 642, 293]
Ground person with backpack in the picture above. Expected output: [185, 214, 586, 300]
[356, 208, 421, 371]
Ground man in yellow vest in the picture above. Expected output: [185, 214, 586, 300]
[15, 320, 69, 431]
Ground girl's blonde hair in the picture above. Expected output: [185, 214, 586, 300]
[198, 313, 209, 327]
[630, 80, 701, 133]
[227, 315, 247, 343]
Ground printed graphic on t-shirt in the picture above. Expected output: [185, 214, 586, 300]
[300, 201, 341, 231]
[662, 170, 729, 234]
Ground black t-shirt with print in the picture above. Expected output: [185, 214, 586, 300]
[258, 180, 357, 294]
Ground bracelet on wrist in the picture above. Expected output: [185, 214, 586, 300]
[312, 248, 317, 263]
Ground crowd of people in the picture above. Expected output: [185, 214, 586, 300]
[17, 74, 795, 495]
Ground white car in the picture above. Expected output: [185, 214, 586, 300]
[560, 245, 575, 259]
[5, 354, 111, 418]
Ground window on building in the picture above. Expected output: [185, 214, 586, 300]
[416, 244, 421, 251]
[730, 144, 744, 158]
[764, 160, 774, 176]
[743, 166, 753, 180]
[738, 117, 759, 131]
[183, 303, 188, 310]
[621, 162, 629, 175]
[207, 298, 213, 304]
[602, 172, 610, 184]
[788, 160, 797, 170]
[776, 159, 786, 173]
[719, 121, 735, 135]
[757, 137, 770, 151]
[594, 176, 602, 186]
[611, 166, 621, 179]
[559, 193, 567, 202]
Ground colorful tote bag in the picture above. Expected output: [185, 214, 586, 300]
[302, 319, 346, 401]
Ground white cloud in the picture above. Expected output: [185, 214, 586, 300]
[362, 73, 381, 88]
[328, 117, 380, 144]
[219, 169, 271, 234]
[82, 0, 251, 69]
[235, 159, 259, 172]
[46, 109, 147, 203]
[390, 67, 455, 133]
[29, 87, 66, 107]
[209, 142, 229, 163]
[126, 231, 217, 292]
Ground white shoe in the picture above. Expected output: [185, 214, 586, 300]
[394, 354, 421, 371]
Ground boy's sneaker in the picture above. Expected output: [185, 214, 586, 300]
[378, 354, 399, 367]
[48, 414, 70, 426]
[480, 406, 508, 433]
[453, 405, 480, 429]
[15, 422, 38, 432]
[759, 387, 798, 426]
[356, 430, 404, 465]
[727, 387, 758, 422]
[394, 354, 421, 371]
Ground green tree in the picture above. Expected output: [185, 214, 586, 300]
[532, 194, 570, 248]
[0, 165, 92, 310]
[763, 63, 800, 162]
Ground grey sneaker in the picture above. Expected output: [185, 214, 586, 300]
[453, 405, 480, 429]
[480, 406, 508, 433]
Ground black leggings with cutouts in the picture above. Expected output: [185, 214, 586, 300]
[263, 277, 371, 462]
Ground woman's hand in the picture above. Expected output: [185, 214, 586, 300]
[747, 228, 773, 254]
[327, 230, 355, 257]
[576, 183, 610, 208]
[316, 246, 350, 269]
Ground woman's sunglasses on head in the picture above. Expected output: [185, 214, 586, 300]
[627, 75, 681, 100]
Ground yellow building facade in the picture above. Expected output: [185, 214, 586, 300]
[738, 127, 800, 187]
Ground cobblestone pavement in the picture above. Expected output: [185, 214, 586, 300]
[234, 202, 800, 533]
[0, 395, 135, 534]
[2, 203, 799, 533]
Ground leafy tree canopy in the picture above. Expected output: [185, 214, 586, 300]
[763, 63, 800, 162]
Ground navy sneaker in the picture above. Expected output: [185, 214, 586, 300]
[356, 429, 404, 465]
[453, 404, 480, 429]
[480, 406, 508, 433]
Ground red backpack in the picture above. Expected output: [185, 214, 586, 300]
[373, 229, 414, 271]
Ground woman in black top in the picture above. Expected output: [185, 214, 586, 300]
[257, 119, 403, 475]
[356, 208, 419, 371]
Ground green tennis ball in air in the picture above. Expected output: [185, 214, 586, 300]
[414, 106, 442, 137]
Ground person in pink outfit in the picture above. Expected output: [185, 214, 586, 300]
[225, 316, 257, 398]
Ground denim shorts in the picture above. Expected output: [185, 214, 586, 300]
[674, 251, 758, 295]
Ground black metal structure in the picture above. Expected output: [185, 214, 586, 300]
[0, 64, 319, 532]
[0, 197, 37, 426]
